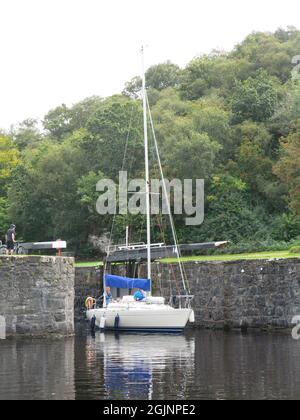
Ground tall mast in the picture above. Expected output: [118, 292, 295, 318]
[141, 46, 152, 285]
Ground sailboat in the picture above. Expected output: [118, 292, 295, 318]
[86, 47, 195, 332]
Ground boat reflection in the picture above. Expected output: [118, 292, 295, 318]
[86, 333, 195, 400]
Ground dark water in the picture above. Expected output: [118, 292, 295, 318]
[0, 326, 300, 400]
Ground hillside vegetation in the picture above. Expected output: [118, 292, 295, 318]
[1, 28, 300, 257]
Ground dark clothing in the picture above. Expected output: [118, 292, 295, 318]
[6, 228, 15, 242]
[6, 228, 15, 251]
[6, 241, 14, 251]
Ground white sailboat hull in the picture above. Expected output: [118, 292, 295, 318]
[85, 50, 195, 335]
[87, 303, 193, 332]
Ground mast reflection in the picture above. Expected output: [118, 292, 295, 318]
[86, 333, 195, 400]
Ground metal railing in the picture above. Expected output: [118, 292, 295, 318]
[169, 295, 194, 309]
[106, 242, 165, 254]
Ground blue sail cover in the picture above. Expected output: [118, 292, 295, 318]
[105, 274, 151, 291]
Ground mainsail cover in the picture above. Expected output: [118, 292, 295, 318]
[105, 274, 151, 291]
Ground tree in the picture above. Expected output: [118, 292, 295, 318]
[9, 97, 145, 250]
[271, 81, 300, 137]
[145, 61, 181, 91]
[0, 136, 20, 195]
[76, 170, 109, 236]
[122, 76, 142, 99]
[123, 62, 181, 98]
[5, 28, 300, 253]
[227, 121, 283, 209]
[167, 132, 220, 181]
[43, 104, 73, 140]
[274, 129, 300, 214]
[0, 135, 20, 237]
[231, 70, 279, 123]
[8, 141, 87, 249]
[183, 175, 270, 243]
[274, 26, 297, 42]
[190, 98, 232, 162]
[10, 119, 43, 150]
[0, 197, 9, 238]
[271, 212, 300, 241]
[69, 96, 103, 129]
[85, 95, 145, 179]
[180, 54, 251, 100]
[232, 30, 299, 83]
[150, 89, 220, 180]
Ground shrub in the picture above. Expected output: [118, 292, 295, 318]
[289, 246, 300, 254]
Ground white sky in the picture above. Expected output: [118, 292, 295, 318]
[0, 0, 299, 130]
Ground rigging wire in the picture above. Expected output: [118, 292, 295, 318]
[146, 93, 191, 295]
[103, 94, 191, 296]
[103, 103, 136, 279]
[148, 143, 182, 296]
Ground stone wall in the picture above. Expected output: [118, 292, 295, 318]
[145, 258, 300, 330]
[75, 258, 300, 330]
[74, 266, 102, 320]
[0, 256, 74, 337]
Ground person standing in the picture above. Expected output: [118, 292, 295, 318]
[6, 224, 16, 255]
[104, 287, 113, 306]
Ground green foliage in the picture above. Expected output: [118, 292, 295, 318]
[123, 62, 181, 98]
[9, 143, 82, 243]
[180, 54, 251, 100]
[150, 89, 221, 180]
[271, 81, 300, 137]
[274, 129, 300, 214]
[227, 121, 279, 208]
[231, 70, 279, 123]
[165, 132, 220, 180]
[11, 119, 43, 150]
[0, 197, 9, 239]
[0, 136, 20, 237]
[43, 104, 73, 140]
[232, 29, 300, 82]
[122, 76, 142, 99]
[145, 61, 182, 90]
[289, 246, 300, 254]
[0, 137, 19, 193]
[77, 170, 110, 235]
[42, 97, 104, 141]
[203, 239, 293, 256]
[2, 27, 300, 256]
[190, 99, 232, 162]
[198, 175, 270, 243]
[271, 213, 300, 241]
[85, 95, 144, 179]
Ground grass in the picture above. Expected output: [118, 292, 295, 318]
[161, 250, 300, 263]
[75, 261, 103, 268]
[75, 250, 300, 267]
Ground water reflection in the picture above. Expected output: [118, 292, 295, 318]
[1, 329, 300, 400]
[0, 338, 75, 400]
[75, 329, 300, 400]
[76, 332, 195, 400]
[192, 331, 300, 400]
